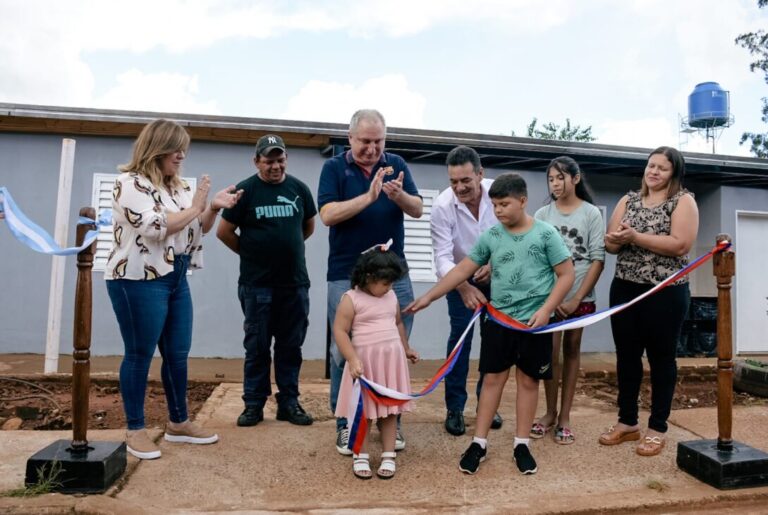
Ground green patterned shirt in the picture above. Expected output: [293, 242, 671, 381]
[468, 219, 571, 321]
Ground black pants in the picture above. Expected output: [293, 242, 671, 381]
[609, 278, 689, 433]
[238, 285, 309, 410]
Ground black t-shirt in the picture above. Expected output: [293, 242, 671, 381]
[222, 174, 317, 288]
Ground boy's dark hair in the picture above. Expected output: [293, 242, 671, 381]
[547, 156, 595, 204]
[489, 173, 527, 199]
[446, 145, 482, 173]
[350, 249, 406, 289]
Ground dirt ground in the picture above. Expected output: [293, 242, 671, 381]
[0, 377, 216, 430]
[577, 377, 768, 411]
[2, 373, 766, 432]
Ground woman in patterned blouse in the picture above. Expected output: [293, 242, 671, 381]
[599, 146, 698, 457]
[105, 119, 242, 460]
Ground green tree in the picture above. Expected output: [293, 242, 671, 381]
[735, 0, 768, 157]
[513, 117, 597, 142]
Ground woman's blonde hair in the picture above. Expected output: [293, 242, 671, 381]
[119, 119, 190, 189]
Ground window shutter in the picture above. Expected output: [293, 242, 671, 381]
[91, 174, 117, 272]
[404, 189, 439, 282]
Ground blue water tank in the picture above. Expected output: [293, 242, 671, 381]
[688, 82, 730, 128]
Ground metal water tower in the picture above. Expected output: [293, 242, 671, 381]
[680, 82, 734, 153]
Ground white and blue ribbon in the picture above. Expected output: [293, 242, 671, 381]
[0, 187, 112, 256]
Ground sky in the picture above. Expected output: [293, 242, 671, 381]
[1, 0, 766, 157]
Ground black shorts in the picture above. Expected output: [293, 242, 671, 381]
[479, 315, 553, 380]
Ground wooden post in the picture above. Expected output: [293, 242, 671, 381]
[714, 234, 735, 452]
[677, 235, 768, 489]
[70, 207, 95, 452]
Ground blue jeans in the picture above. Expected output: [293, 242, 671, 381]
[106, 256, 192, 430]
[328, 276, 414, 430]
[444, 288, 486, 413]
[238, 285, 309, 410]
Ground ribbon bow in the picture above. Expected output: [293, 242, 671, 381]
[360, 238, 393, 254]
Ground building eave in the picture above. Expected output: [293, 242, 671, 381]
[2, 102, 767, 187]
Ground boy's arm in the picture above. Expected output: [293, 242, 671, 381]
[396, 307, 419, 363]
[333, 295, 364, 378]
[404, 257, 481, 313]
[528, 258, 575, 328]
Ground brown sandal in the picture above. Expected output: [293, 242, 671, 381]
[598, 425, 641, 446]
[636, 436, 665, 456]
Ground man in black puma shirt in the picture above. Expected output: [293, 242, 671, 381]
[217, 134, 317, 428]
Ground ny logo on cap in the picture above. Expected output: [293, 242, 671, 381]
[267, 136, 277, 144]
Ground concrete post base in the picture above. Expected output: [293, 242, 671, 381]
[25, 440, 126, 494]
[677, 439, 768, 490]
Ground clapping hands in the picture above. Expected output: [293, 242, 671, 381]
[605, 221, 637, 247]
[192, 175, 211, 213]
[367, 169, 406, 203]
[367, 168, 385, 203]
[211, 185, 244, 211]
[382, 171, 405, 201]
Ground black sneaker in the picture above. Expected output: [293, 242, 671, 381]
[459, 442, 487, 474]
[491, 412, 503, 430]
[336, 427, 353, 456]
[513, 444, 538, 475]
[445, 411, 466, 436]
[237, 406, 263, 427]
[276, 403, 313, 426]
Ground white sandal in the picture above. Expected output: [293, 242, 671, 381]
[377, 451, 397, 479]
[353, 453, 372, 480]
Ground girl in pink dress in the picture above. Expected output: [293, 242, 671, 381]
[334, 246, 419, 480]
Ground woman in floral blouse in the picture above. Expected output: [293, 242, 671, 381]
[106, 119, 241, 460]
[599, 146, 698, 457]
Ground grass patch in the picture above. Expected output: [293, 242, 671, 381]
[2, 461, 63, 497]
[646, 477, 670, 493]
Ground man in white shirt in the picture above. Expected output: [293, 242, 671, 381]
[431, 146, 503, 436]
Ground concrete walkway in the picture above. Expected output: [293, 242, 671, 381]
[1, 355, 768, 513]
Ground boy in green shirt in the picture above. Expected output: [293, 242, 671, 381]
[406, 173, 574, 475]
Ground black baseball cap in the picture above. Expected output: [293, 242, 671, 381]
[255, 134, 286, 156]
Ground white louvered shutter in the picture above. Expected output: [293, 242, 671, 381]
[404, 189, 439, 282]
[91, 174, 117, 272]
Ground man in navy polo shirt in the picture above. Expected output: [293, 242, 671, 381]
[318, 109, 423, 455]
